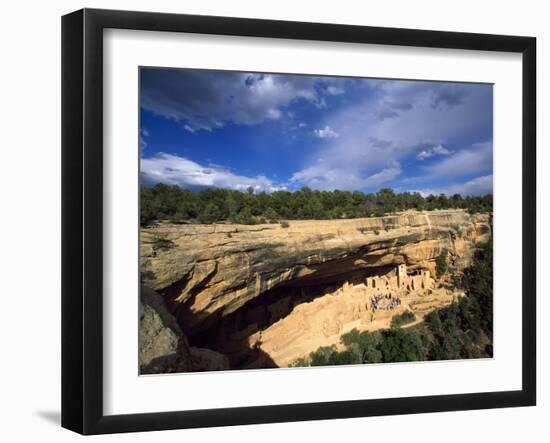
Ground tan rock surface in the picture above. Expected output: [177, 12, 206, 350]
[243, 281, 457, 368]
[141, 209, 489, 334]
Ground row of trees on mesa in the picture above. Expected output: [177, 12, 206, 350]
[141, 184, 493, 226]
[292, 241, 493, 366]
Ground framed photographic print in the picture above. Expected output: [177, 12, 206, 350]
[61, 8, 536, 435]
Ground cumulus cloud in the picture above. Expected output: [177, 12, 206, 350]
[368, 137, 393, 149]
[141, 153, 285, 193]
[414, 175, 493, 196]
[421, 142, 492, 179]
[141, 69, 347, 132]
[139, 128, 149, 152]
[326, 85, 345, 95]
[445, 174, 493, 195]
[314, 126, 339, 139]
[416, 144, 451, 160]
[289, 79, 492, 191]
[385, 99, 413, 111]
[363, 164, 402, 186]
[375, 99, 413, 120]
[375, 107, 399, 121]
[431, 85, 469, 109]
[290, 162, 401, 191]
[287, 121, 309, 132]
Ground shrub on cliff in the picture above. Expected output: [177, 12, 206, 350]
[304, 345, 363, 366]
[377, 328, 428, 362]
[197, 202, 222, 224]
[231, 207, 256, 225]
[390, 311, 416, 328]
[341, 329, 383, 364]
[462, 240, 493, 337]
[309, 346, 337, 366]
[435, 253, 448, 278]
[151, 234, 175, 251]
[264, 208, 279, 223]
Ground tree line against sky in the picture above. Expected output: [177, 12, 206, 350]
[140, 183, 493, 226]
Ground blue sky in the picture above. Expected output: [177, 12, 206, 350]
[140, 68, 493, 196]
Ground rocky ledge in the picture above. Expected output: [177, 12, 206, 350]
[140, 209, 490, 335]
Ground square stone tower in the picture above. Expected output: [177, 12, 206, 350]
[397, 263, 407, 288]
[421, 269, 431, 289]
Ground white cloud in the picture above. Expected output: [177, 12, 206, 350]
[446, 174, 493, 195]
[422, 142, 492, 179]
[363, 164, 402, 186]
[289, 79, 492, 191]
[314, 126, 339, 139]
[141, 70, 348, 132]
[431, 85, 469, 109]
[326, 85, 345, 95]
[414, 174, 493, 196]
[290, 162, 401, 191]
[287, 122, 308, 132]
[141, 153, 286, 193]
[139, 128, 149, 152]
[416, 144, 451, 160]
[183, 125, 196, 133]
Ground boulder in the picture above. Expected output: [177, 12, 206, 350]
[190, 347, 231, 371]
[139, 286, 193, 374]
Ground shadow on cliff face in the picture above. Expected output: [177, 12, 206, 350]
[139, 284, 278, 373]
[161, 265, 396, 370]
[148, 271, 280, 371]
[165, 291, 281, 370]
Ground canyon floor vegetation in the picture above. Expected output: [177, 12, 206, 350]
[290, 241, 493, 367]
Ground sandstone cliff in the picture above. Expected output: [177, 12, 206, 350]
[140, 209, 490, 335]
[139, 286, 230, 373]
[139, 286, 193, 374]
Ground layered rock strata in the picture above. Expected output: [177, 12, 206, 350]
[140, 209, 490, 336]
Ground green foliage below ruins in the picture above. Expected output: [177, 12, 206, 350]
[291, 241, 493, 367]
[140, 184, 493, 226]
[390, 311, 416, 328]
[435, 253, 448, 278]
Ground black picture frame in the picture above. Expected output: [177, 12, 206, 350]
[61, 8, 537, 435]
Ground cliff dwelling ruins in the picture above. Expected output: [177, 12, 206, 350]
[188, 263, 459, 369]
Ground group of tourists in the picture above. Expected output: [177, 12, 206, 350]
[370, 293, 401, 311]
